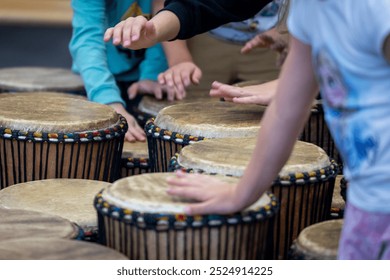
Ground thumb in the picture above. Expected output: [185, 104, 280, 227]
[191, 68, 202, 85]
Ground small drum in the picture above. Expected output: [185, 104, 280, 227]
[146, 101, 266, 172]
[94, 173, 279, 260]
[135, 91, 213, 126]
[0, 179, 110, 242]
[0, 237, 128, 260]
[0, 93, 127, 189]
[289, 219, 343, 260]
[330, 175, 346, 219]
[120, 141, 151, 178]
[0, 208, 82, 241]
[170, 137, 338, 259]
[0, 66, 85, 94]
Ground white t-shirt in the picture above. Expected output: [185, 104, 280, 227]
[288, 0, 390, 212]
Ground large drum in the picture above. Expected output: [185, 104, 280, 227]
[0, 179, 110, 242]
[289, 219, 343, 260]
[94, 173, 279, 260]
[0, 208, 82, 241]
[135, 91, 213, 127]
[170, 137, 337, 259]
[0, 93, 126, 188]
[120, 141, 151, 178]
[0, 238, 128, 260]
[146, 101, 266, 172]
[0, 66, 85, 94]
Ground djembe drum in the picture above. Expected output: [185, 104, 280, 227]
[170, 137, 337, 259]
[94, 173, 279, 260]
[146, 101, 266, 172]
[0, 238, 128, 260]
[289, 219, 343, 260]
[120, 141, 150, 178]
[0, 93, 126, 189]
[0, 66, 85, 94]
[135, 91, 213, 127]
[0, 179, 110, 242]
[0, 208, 82, 241]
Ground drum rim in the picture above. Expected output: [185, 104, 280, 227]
[170, 153, 339, 186]
[0, 115, 128, 143]
[94, 189, 279, 230]
[145, 118, 205, 145]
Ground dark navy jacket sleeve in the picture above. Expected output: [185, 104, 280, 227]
[162, 0, 273, 39]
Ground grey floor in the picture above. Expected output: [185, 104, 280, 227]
[0, 24, 73, 68]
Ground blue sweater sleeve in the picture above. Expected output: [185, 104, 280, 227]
[69, 0, 125, 106]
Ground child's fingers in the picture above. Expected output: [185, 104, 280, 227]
[104, 27, 114, 42]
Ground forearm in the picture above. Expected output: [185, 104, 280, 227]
[162, 40, 193, 67]
[234, 37, 319, 209]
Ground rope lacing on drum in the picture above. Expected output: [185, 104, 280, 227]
[145, 118, 205, 145]
[94, 190, 279, 231]
[170, 153, 338, 186]
[0, 115, 128, 143]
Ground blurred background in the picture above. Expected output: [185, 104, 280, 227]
[0, 0, 73, 68]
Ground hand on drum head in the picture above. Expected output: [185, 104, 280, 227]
[104, 16, 158, 50]
[209, 81, 277, 105]
[241, 28, 289, 67]
[109, 103, 146, 142]
[158, 62, 202, 101]
[166, 171, 243, 215]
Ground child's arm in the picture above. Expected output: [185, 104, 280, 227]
[153, 0, 202, 100]
[167, 36, 319, 215]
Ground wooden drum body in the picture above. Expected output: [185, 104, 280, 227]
[289, 219, 343, 260]
[0, 178, 110, 242]
[146, 101, 265, 172]
[94, 173, 279, 260]
[170, 137, 338, 259]
[0, 66, 85, 94]
[0, 93, 127, 188]
[120, 141, 151, 178]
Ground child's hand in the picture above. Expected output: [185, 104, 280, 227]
[166, 171, 242, 215]
[158, 62, 202, 100]
[128, 80, 185, 102]
[104, 16, 158, 50]
[109, 103, 146, 142]
[241, 28, 289, 67]
[209, 81, 276, 105]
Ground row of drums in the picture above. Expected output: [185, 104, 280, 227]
[0, 67, 347, 260]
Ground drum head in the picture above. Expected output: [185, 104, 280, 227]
[295, 219, 343, 260]
[0, 238, 128, 260]
[0, 93, 119, 132]
[0, 208, 79, 240]
[100, 173, 274, 215]
[0, 179, 110, 229]
[0, 67, 84, 92]
[177, 137, 331, 177]
[154, 101, 265, 138]
[138, 91, 212, 117]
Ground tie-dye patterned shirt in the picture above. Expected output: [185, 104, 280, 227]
[288, 0, 390, 212]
